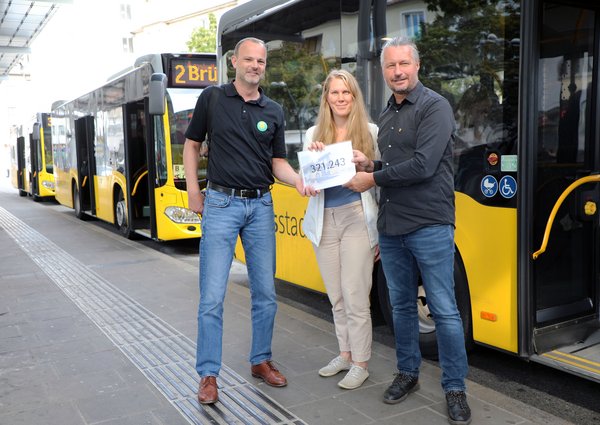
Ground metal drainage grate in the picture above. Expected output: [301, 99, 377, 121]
[0, 207, 307, 425]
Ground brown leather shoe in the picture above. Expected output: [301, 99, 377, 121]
[198, 376, 218, 404]
[251, 360, 287, 387]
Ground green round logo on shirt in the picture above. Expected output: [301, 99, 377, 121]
[256, 121, 268, 132]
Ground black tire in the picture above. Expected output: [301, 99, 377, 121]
[73, 184, 88, 220]
[377, 251, 473, 359]
[369, 260, 387, 327]
[454, 255, 474, 352]
[71, 183, 85, 220]
[377, 262, 394, 332]
[114, 188, 134, 239]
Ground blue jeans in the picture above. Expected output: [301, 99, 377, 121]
[195, 188, 277, 377]
[379, 225, 468, 392]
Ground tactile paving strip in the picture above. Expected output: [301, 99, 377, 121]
[0, 207, 306, 425]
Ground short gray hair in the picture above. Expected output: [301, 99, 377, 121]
[233, 37, 267, 57]
[380, 36, 420, 65]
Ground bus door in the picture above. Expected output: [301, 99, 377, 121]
[528, 1, 600, 379]
[30, 124, 41, 197]
[16, 136, 26, 196]
[143, 102, 157, 240]
[123, 101, 152, 238]
[74, 116, 96, 218]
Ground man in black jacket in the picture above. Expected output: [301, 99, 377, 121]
[345, 36, 471, 425]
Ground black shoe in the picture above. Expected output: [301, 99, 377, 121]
[445, 391, 472, 425]
[383, 372, 419, 404]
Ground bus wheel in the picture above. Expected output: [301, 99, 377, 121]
[376, 262, 394, 331]
[416, 282, 438, 358]
[454, 255, 474, 353]
[73, 184, 88, 220]
[377, 252, 473, 360]
[115, 189, 133, 238]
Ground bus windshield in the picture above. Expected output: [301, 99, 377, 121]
[43, 123, 53, 173]
[167, 88, 206, 188]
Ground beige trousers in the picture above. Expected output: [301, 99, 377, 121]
[314, 201, 375, 362]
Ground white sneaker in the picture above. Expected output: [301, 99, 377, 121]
[337, 365, 369, 389]
[318, 356, 352, 377]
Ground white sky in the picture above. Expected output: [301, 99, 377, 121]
[0, 1, 140, 178]
[1, 0, 242, 118]
[0, 0, 134, 134]
[29, 2, 134, 109]
[0, 0, 242, 179]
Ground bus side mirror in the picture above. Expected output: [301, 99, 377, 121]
[32, 123, 41, 141]
[149, 73, 167, 115]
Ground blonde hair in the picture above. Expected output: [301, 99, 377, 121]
[312, 69, 375, 160]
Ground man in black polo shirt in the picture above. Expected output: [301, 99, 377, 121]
[183, 37, 312, 405]
[345, 36, 471, 425]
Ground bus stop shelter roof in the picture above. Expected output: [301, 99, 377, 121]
[0, 0, 71, 82]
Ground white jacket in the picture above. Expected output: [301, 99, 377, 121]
[302, 123, 380, 248]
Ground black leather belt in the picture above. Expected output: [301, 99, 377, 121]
[207, 181, 270, 199]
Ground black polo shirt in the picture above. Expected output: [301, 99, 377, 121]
[185, 82, 286, 190]
[373, 81, 455, 235]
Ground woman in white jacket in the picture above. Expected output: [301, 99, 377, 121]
[302, 69, 379, 389]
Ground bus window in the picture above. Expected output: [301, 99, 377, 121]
[95, 110, 108, 177]
[36, 138, 43, 172]
[154, 115, 168, 187]
[107, 107, 125, 174]
[167, 89, 207, 189]
[42, 117, 53, 174]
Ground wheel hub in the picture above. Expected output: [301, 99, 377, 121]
[417, 285, 436, 333]
[116, 200, 127, 227]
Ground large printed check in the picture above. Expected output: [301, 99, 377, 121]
[297, 141, 356, 190]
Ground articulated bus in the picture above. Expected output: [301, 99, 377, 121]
[219, 0, 600, 382]
[10, 113, 55, 200]
[51, 53, 216, 240]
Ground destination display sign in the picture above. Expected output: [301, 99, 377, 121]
[169, 57, 217, 88]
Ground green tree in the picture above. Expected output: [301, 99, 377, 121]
[187, 13, 217, 53]
[415, 0, 520, 111]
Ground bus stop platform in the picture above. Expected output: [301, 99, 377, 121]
[0, 189, 573, 425]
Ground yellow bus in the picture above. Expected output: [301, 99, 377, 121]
[10, 113, 55, 201]
[219, 0, 600, 382]
[51, 53, 216, 240]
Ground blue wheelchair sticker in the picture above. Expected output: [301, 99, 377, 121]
[499, 175, 517, 199]
[481, 175, 498, 198]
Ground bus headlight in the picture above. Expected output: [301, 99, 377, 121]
[42, 180, 55, 189]
[164, 206, 201, 224]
